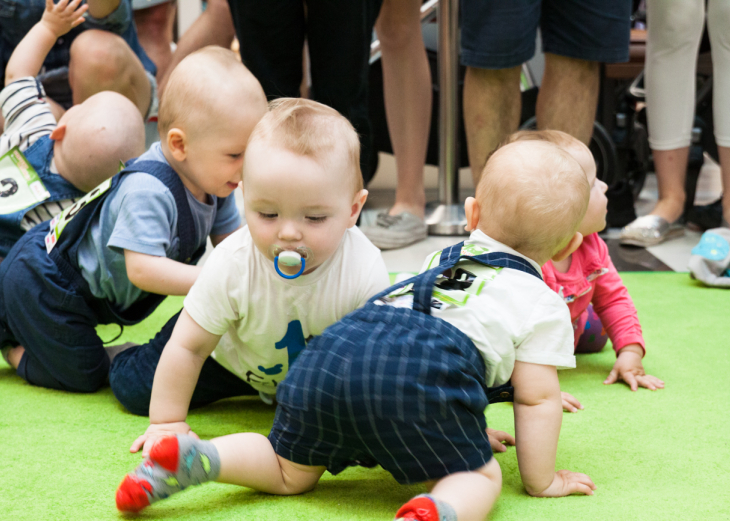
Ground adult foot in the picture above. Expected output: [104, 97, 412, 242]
[361, 210, 428, 250]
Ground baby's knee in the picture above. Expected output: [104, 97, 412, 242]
[109, 372, 151, 416]
[478, 458, 503, 488]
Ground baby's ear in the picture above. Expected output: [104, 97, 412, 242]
[552, 232, 583, 262]
[349, 189, 368, 226]
[166, 128, 187, 161]
[464, 197, 479, 232]
[50, 124, 67, 142]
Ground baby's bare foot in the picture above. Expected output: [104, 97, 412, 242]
[1, 345, 24, 369]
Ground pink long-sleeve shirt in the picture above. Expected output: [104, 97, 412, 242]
[541, 233, 645, 355]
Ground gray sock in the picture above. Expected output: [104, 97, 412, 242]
[123, 435, 221, 506]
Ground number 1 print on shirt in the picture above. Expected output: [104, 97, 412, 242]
[257, 320, 309, 376]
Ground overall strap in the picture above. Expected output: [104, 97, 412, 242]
[21, 135, 54, 173]
[122, 160, 201, 264]
[369, 242, 543, 316]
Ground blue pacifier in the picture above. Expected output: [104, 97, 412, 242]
[271, 246, 313, 279]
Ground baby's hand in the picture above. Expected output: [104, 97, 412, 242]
[41, 0, 87, 38]
[130, 422, 198, 457]
[486, 428, 515, 453]
[530, 469, 596, 497]
[561, 391, 583, 413]
[604, 344, 665, 391]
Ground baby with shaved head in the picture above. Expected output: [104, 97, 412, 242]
[0, 0, 145, 258]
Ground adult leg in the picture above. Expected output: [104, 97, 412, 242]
[644, 0, 704, 223]
[463, 66, 522, 185]
[306, 0, 384, 185]
[228, 0, 305, 99]
[133, 1, 176, 82]
[109, 311, 258, 416]
[68, 30, 152, 119]
[536, 53, 599, 145]
[708, 0, 730, 225]
[376, 0, 430, 218]
[158, 0, 235, 94]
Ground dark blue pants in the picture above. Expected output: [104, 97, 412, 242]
[110, 311, 258, 416]
[0, 225, 111, 392]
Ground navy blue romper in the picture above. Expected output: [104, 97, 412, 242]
[269, 242, 542, 484]
[0, 159, 207, 392]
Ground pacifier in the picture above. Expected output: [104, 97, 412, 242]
[270, 245, 314, 279]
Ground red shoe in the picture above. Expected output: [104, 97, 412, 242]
[116, 474, 152, 513]
[395, 496, 440, 521]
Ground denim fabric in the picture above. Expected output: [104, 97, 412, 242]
[0, 0, 156, 105]
[270, 243, 541, 484]
[110, 311, 259, 416]
[460, 0, 632, 69]
[0, 136, 83, 257]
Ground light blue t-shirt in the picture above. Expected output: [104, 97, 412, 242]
[76, 143, 241, 311]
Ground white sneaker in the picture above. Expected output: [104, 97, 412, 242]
[360, 211, 428, 250]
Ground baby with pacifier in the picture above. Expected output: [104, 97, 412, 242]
[117, 99, 390, 447]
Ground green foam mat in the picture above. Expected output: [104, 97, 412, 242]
[1, 273, 728, 520]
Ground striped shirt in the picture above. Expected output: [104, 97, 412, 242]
[0, 77, 78, 231]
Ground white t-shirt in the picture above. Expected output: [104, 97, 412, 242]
[184, 225, 390, 393]
[381, 230, 575, 388]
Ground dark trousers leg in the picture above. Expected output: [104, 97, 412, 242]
[228, 0, 305, 99]
[227, 0, 383, 183]
[306, 0, 383, 184]
[0, 230, 108, 392]
[110, 311, 258, 416]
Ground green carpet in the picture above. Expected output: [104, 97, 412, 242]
[1, 272, 729, 520]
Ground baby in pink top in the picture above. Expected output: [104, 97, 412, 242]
[508, 130, 664, 412]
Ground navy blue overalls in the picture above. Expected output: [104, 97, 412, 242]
[0, 136, 84, 258]
[0, 159, 209, 392]
[270, 242, 542, 484]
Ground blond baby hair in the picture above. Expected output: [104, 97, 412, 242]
[158, 46, 265, 138]
[247, 98, 363, 192]
[476, 139, 590, 261]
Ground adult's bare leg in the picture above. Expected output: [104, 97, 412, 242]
[157, 0, 235, 94]
[133, 1, 176, 83]
[536, 53, 600, 145]
[68, 30, 151, 118]
[463, 65, 521, 185]
[376, 0, 430, 218]
[649, 148, 690, 223]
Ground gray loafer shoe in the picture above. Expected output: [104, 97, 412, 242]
[360, 211, 428, 250]
[619, 215, 684, 247]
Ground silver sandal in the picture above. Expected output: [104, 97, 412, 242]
[619, 215, 685, 247]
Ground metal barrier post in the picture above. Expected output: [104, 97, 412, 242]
[426, 0, 467, 235]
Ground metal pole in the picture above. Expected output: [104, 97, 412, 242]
[426, 0, 467, 235]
